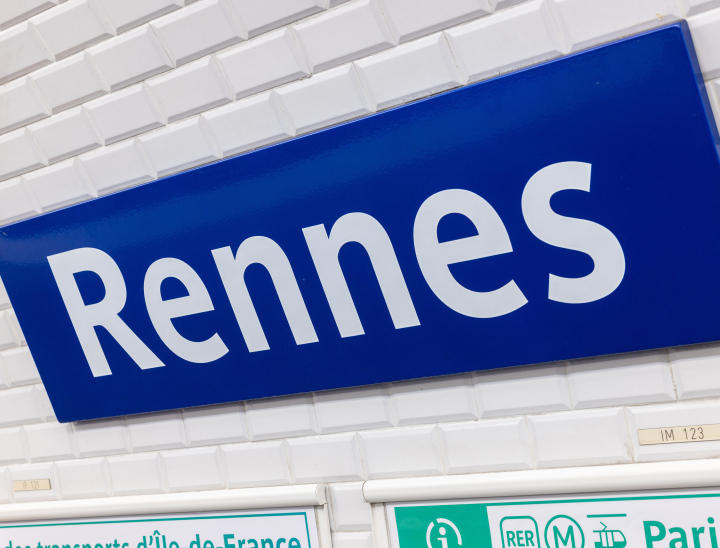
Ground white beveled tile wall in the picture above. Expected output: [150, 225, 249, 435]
[0, 2, 720, 547]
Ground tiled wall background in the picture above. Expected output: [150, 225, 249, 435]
[1, 0, 720, 546]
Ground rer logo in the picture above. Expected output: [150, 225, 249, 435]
[544, 516, 585, 548]
[426, 519, 462, 548]
[500, 516, 540, 548]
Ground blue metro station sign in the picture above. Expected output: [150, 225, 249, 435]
[1, 23, 719, 421]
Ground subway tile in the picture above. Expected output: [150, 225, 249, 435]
[0, 0, 58, 30]
[228, 0, 326, 38]
[391, 374, 478, 426]
[0, 427, 28, 465]
[0, 280, 9, 311]
[681, 0, 720, 15]
[0, 385, 52, 427]
[138, 117, 221, 177]
[31, 52, 108, 114]
[548, 0, 681, 53]
[275, 64, 374, 135]
[4, 310, 23, 345]
[73, 418, 130, 457]
[329, 482, 372, 532]
[287, 433, 364, 483]
[359, 425, 444, 479]
[162, 446, 225, 492]
[294, 0, 395, 72]
[474, 363, 571, 417]
[314, 385, 394, 434]
[670, 343, 720, 400]
[27, 107, 102, 163]
[1, 347, 40, 387]
[0, 22, 53, 85]
[88, 25, 174, 91]
[146, 57, 233, 123]
[0, 310, 20, 349]
[0, 364, 8, 390]
[215, 28, 309, 100]
[0, 178, 40, 225]
[221, 440, 292, 487]
[183, 403, 249, 446]
[567, 350, 675, 409]
[80, 140, 155, 195]
[95, 0, 183, 33]
[0, 77, 50, 135]
[22, 158, 96, 212]
[0, 467, 9, 503]
[34, 384, 56, 421]
[24, 421, 77, 462]
[107, 452, 166, 495]
[126, 411, 188, 451]
[9, 462, 59, 501]
[0, 128, 47, 182]
[354, 33, 464, 110]
[202, 92, 294, 158]
[445, 0, 567, 84]
[56, 457, 110, 498]
[528, 408, 631, 468]
[439, 417, 533, 473]
[31, 0, 115, 60]
[331, 533, 373, 548]
[151, 0, 246, 66]
[627, 400, 720, 462]
[245, 394, 318, 440]
[379, 0, 492, 43]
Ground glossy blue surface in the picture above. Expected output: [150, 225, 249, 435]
[2, 23, 720, 422]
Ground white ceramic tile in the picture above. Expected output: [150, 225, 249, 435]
[0, 177, 40, 225]
[0, 467, 9, 503]
[314, 385, 394, 434]
[681, 0, 720, 15]
[474, 363, 572, 417]
[245, 394, 319, 440]
[22, 158, 96, 212]
[107, 452, 166, 495]
[528, 408, 631, 468]
[0, 76, 50, 135]
[146, 57, 232, 123]
[95, 0, 183, 33]
[228, 0, 326, 37]
[151, 0, 246, 66]
[162, 446, 225, 491]
[354, 33, 464, 110]
[331, 533, 373, 548]
[287, 433, 364, 483]
[1, 347, 39, 387]
[628, 400, 720, 462]
[34, 384, 56, 421]
[0, 22, 53, 85]
[391, 374, 478, 426]
[31, 0, 115, 60]
[0, 427, 28, 465]
[329, 482, 372, 532]
[379, 0, 492, 43]
[9, 462, 60, 501]
[0, 128, 47, 182]
[294, 0, 395, 72]
[27, 107, 102, 163]
[202, 92, 293, 157]
[182, 403, 249, 446]
[670, 343, 720, 400]
[80, 140, 155, 195]
[445, 0, 567, 84]
[0, 363, 8, 390]
[689, 9, 720, 81]
[548, 0, 681, 53]
[126, 411, 188, 451]
[359, 425, 444, 479]
[0, 311, 20, 350]
[275, 63, 374, 134]
[4, 310, 24, 345]
[439, 417, 533, 473]
[0, 279, 10, 310]
[568, 350, 675, 409]
[215, 28, 309, 100]
[88, 25, 174, 91]
[138, 117, 221, 177]
[56, 457, 110, 498]
[24, 422, 77, 462]
[73, 418, 130, 457]
[0, 0, 58, 30]
[221, 440, 292, 487]
[31, 52, 108, 114]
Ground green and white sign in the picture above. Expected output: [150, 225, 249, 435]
[0, 508, 319, 548]
[387, 490, 720, 548]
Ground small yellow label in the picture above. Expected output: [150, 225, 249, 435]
[638, 424, 720, 445]
[12, 479, 51, 491]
